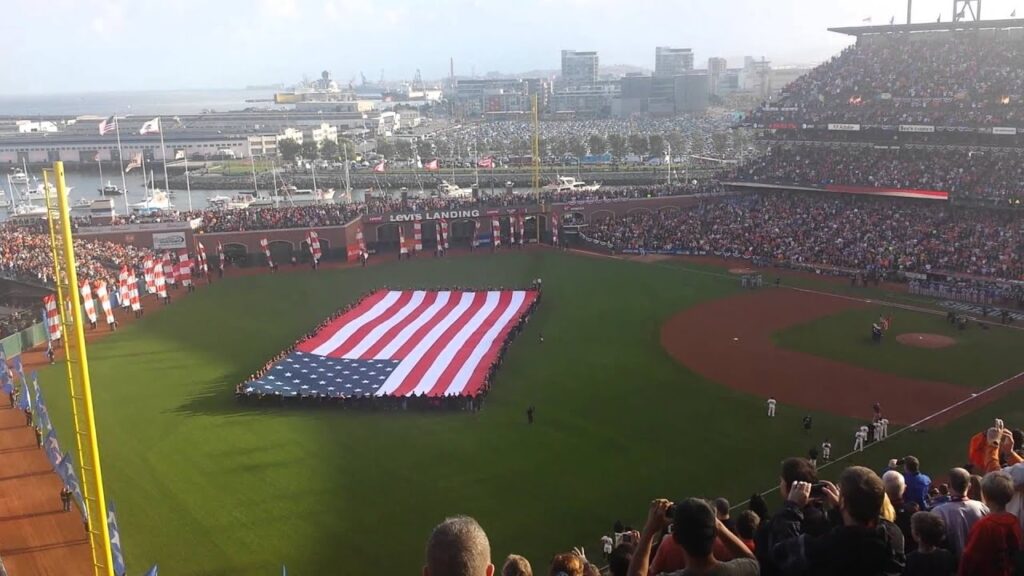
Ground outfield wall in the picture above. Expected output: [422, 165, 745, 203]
[0, 321, 47, 356]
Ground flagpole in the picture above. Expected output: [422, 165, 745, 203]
[184, 155, 193, 211]
[114, 116, 129, 216]
[158, 118, 170, 192]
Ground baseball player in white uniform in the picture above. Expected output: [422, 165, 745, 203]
[880, 418, 889, 439]
[854, 429, 865, 452]
[872, 420, 883, 443]
[767, 397, 777, 417]
[822, 439, 832, 461]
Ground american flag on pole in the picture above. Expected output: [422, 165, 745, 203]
[413, 222, 423, 252]
[95, 281, 116, 326]
[246, 289, 539, 398]
[118, 265, 131, 308]
[261, 238, 273, 267]
[80, 281, 97, 325]
[43, 295, 62, 341]
[99, 115, 116, 136]
[308, 231, 321, 262]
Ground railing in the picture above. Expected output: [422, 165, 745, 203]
[0, 320, 48, 357]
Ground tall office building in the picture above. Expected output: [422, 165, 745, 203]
[708, 57, 728, 95]
[561, 50, 599, 85]
[655, 47, 694, 76]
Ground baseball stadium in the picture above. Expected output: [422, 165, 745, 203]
[3, 12, 1024, 576]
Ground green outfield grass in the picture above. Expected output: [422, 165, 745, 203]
[33, 251, 1024, 575]
[774, 306, 1024, 388]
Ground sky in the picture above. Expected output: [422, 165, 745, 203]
[0, 0, 1018, 95]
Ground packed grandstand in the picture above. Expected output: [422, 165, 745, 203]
[3, 16, 1024, 576]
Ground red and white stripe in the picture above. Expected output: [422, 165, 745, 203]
[217, 242, 225, 270]
[492, 218, 502, 247]
[399, 226, 408, 255]
[309, 231, 322, 262]
[118, 266, 131, 308]
[95, 281, 115, 325]
[163, 254, 176, 286]
[80, 281, 97, 324]
[154, 261, 167, 298]
[440, 219, 449, 249]
[178, 250, 192, 287]
[128, 272, 141, 311]
[197, 241, 209, 274]
[413, 222, 423, 252]
[510, 216, 517, 244]
[551, 213, 559, 245]
[297, 290, 537, 397]
[434, 222, 442, 250]
[261, 238, 273, 267]
[518, 215, 526, 245]
[143, 258, 156, 294]
[43, 295, 62, 341]
[356, 227, 366, 252]
[473, 220, 481, 247]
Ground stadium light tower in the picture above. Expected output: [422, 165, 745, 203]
[953, 0, 981, 21]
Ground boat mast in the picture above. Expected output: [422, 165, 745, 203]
[184, 155, 193, 212]
[342, 143, 352, 199]
[249, 153, 259, 194]
[97, 157, 104, 193]
[311, 160, 318, 203]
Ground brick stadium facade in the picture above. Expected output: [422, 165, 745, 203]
[73, 195, 706, 259]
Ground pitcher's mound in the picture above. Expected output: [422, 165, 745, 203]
[896, 333, 957, 349]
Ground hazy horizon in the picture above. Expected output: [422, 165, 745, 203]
[0, 0, 1019, 96]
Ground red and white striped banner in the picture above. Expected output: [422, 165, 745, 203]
[217, 242, 225, 270]
[80, 281, 97, 324]
[197, 241, 209, 274]
[154, 261, 167, 299]
[260, 238, 273, 267]
[434, 222, 442, 250]
[309, 231, 322, 262]
[551, 213, 559, 245]
[473, 220, 481, 247]
[128, 272, 141, 311]
[143, 258, 156, 294]
[163, 254, 176, 286]
[357, 227, 366, 252]
[399, 226, 408, 255]
[95, 281, 115, 325]
[43, 294, 62, 341]
[413, 222, 423, 252]
[440, 219, 449, 249]
[518, 215, 525, 245]
[492, 218, 501, 247]
[509, 217, 517, 245]
[178, 250, 192, 287]
[118, 265, 131, 308]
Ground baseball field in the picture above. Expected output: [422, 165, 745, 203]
[35, 249, 1024, 575]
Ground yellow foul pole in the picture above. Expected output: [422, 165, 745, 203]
[46, 162, 115, 576]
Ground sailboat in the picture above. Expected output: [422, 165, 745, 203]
[131, 169, 173, 213]
[96, 159, 124, 195]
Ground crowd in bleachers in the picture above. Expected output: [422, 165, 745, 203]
[586, 192, 1024, 282]
[0, 226, 154, 286]
[423, 419, 1024, 576]
[751, 33, 1024, 128]
[734, 145, 1024, 201]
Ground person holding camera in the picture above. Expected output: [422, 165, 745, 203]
[772, 466, 905, 576]
[754, 458, 831, 576]
[626, 498, 758, 576]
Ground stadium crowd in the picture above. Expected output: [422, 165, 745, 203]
[586, 192, 1024, 283]
[0, 226, 154, 286]
[734, 145, 1024, 202]
[751, 32, 1024, 128]
[421, 419, 1024, 576]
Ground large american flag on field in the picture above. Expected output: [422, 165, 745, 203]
[247, 289, 538, 398]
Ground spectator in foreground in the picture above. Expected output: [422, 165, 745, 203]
[959, 471, 1022, 576]
[902, 456, 931, 510]
[1007, 463, 1024, 533]
[714, 498, 736, 534]
[931, 468, 989, 559]
[502, 555, 532, 576]
[882, 470, 917, 552]
[904, 511, 956, 576]
[968, 475, 984, 501]
[627, 498, 758, 576]
[424, 516, 495, 576]
[549, 552, 585, 576]
[607, 544, 633, 576]
[773, 466, 905, 575]
[754, 458, 827, 575]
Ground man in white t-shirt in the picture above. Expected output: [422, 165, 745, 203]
[767, 397, 777, 417]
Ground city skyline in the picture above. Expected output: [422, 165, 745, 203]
[1, 0, 1020, 95]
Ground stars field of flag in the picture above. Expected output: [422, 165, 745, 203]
[247, 289, 538, 398]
